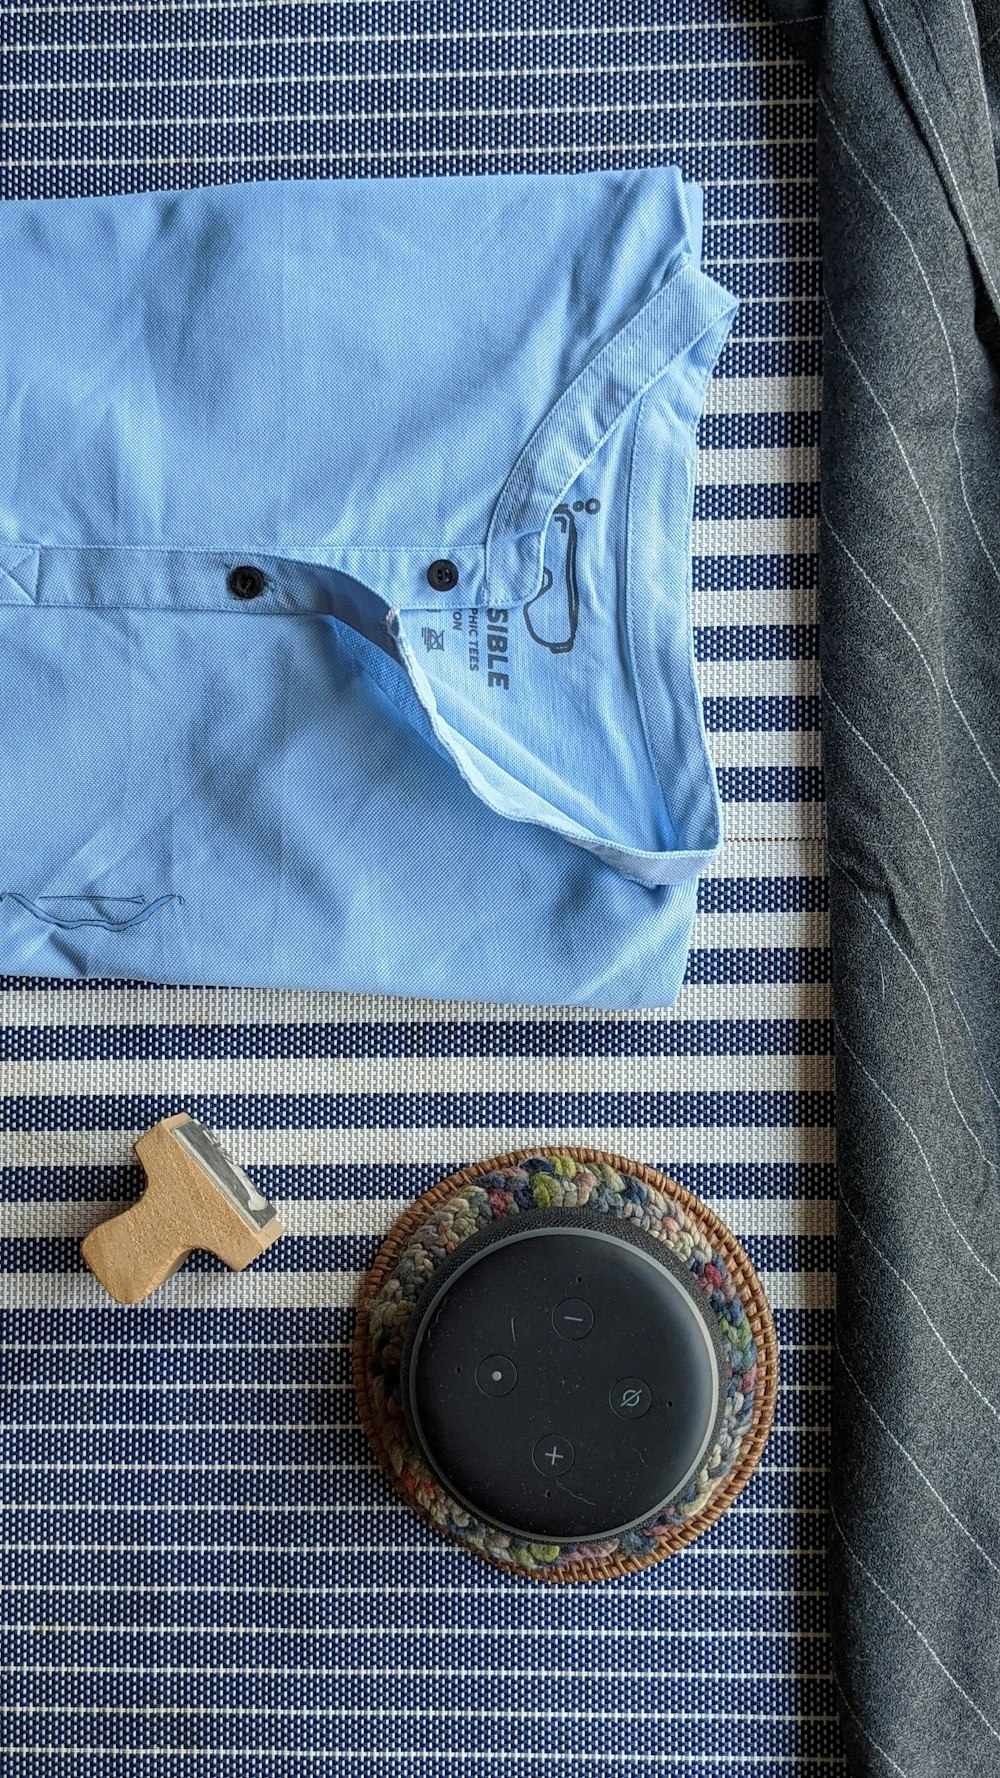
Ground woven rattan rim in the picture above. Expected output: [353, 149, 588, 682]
[353, 1145, 779, 1583]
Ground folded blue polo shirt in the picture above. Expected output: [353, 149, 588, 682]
[0, 167, 737, 1007]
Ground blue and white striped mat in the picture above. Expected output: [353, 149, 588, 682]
[0, 4, 842, 1772]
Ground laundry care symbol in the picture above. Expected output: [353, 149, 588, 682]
[421, 626, 445, 650]
[523, 497, 600, 654]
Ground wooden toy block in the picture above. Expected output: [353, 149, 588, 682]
[81, 1112, 283, 1304]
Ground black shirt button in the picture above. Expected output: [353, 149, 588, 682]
[426, 559, 459, 592]
[227, 564, 267, 599]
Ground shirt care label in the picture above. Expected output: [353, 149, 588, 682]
[421, 607, 511, 689]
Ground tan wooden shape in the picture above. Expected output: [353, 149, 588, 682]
[80, 1112, 283, 1304]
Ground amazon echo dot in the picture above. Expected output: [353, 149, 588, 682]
[354, 1147, 777, 1582]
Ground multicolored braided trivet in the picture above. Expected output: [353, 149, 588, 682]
[353, 1146, 778, 1583]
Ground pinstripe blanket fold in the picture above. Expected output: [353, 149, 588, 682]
[770, 1, 1000, 1772]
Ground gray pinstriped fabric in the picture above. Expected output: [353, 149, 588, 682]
[770, 1, 1000, 1771]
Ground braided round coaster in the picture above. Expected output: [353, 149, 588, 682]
[353, 1146, 778, 1583]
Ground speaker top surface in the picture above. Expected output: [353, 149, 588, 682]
[354, 1147, 778, 1582]
[401, 1208, 730, 1543]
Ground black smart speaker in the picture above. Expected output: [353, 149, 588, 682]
[399, 1208, 731, 1544]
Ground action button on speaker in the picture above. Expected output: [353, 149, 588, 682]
[609, 1377, 652, 1420]
[532, 1435, 575, 1477]
[551, 1297, 594, 1339]
[475, 1355, 518, 1397]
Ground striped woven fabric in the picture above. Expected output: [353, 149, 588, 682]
[0, 3, 842, 1773]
